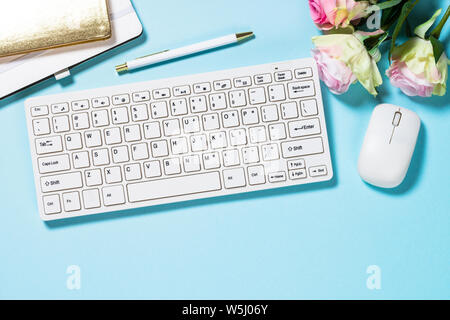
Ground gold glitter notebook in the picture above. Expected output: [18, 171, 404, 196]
[0, 0, 111, 58]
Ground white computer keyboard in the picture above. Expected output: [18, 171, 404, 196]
[25, 58, 333, 221]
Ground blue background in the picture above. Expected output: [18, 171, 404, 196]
[0, 0, 449, 299]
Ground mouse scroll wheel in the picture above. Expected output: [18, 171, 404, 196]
[392, 111, 402, 127]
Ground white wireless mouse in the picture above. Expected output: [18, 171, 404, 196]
[358, 104, 421, 188]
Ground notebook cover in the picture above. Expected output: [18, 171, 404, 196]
[0, 0, 111, 58]
[0, 0, 142, 100]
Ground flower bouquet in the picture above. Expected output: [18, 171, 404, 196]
[309, 0, 449, 97]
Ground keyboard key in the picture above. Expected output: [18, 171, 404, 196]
[84, 130, 102, 148]
[43, 194, 61, 215]
[247, 165, 265, 185]
[190, 134, 208, 152]
[92, 148, 110, 166]
[62, 192, 81, 212]
[124, 124, 142, 142]
[209, 93, 227, 110]
[268, 171, 287, 183]
[288, 118, 321, 138]
[190, 96, 208, 113]
[104, 127, 122, 145]
[254, 73, 272, 85]
[223, 149, 240, 167]
[223, 168, 246, 189]
[127, 172, 222, 202]
[170, 137, 188, 155]
[229, 129, 247, 146]
[112, 94, 130, 105]
[151, 140, 169, 158]
[73, 151, 90, 169]
[262, 144, 280, 161]
[209, 131, 227, 149]
[249, 126, 267, 144]
[153, 88, 170, 99]
[183, 155, 201, 173]
[132, 91, 150, 102]
[295, 67, 313, 79]
[130, 104, 149, 122]
[85, 169, 102, 186]
[289, 169, 307, 180]
[309, 165, 328, 177]
[105, 166, 122, 184]
[31, 106, 48, 117]
[203, 152, 220, 169]
[124, 163, 142, 181]
[150, 101, 168, 119]
[173, 85, 191, 96]
[287, 159, 306, 170]
[300, 99, 318, 117]
[53, 116, 70, 133]
[82, 189, 101, 209]
[41, 172, 83, 193]
[143, 122, 161, 139]
[241, 107, 259, 125]
[234, 76, 252, 87]
[281, 137, 324, 158]
[131, 143, 149, 160]
[143, 161, 161, 178]
[33, 118, 50, 136]
[72, 113, 90, 130]
[229, 90, 246, 107]
[51, 103, 69, 114]
[170, 98, 188, 116]
[222, 110, 239, 128]
[274, 71, 292, 82]
[35, 136, 63, 154]
[65, 133, 82, 150]
[281, 102, 298, 119]
[242, 146, 260, 164]
[183, 116, 201, 133]
[38, 154, 70, 174]
[213, 79, 232, 90]
[72, 100, 89, 111]
[102, 185, 126, 206]
[261, 105, 279, 122]
[111, 107, 129, 124]
[92, 109, 110, 127]
[163, 119, 181, 136]
[287, 80, 315, 99]
[92, 97, 110, 108]
[269, 123, 287, 141]
[163, 158, 181, 175]
[268, 84, 286, 102]
[111, 146, 129, 163]
[202, 113, 220, 131]
[193, 82, 211, 93]
[248, 87, 266, 104]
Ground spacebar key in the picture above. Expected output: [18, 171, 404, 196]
[127, 172, 222, 203]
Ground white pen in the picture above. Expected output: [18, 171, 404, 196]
[115, 31, 254, 73]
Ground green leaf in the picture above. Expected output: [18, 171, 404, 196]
[429, 35, 445, 63]
[389, 0, 420, 61]
[414, 9, 442, 39]
[430, 5, 450, 40]
[381, 0, 408, 30]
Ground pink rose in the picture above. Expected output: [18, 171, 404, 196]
[312, 48, 356, 94]
[386, 61, 435, 97]
[308, 0, 370, 30]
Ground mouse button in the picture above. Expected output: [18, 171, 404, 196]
[392, 112, 402, 126]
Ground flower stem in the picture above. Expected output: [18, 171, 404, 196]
[430, 5, 450, 40]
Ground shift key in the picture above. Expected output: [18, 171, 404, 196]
[41, 172, 82, 193]
[281, 137, 324, 158]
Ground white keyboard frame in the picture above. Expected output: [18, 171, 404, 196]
[25, 58, 333, 221]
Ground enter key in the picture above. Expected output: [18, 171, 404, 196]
[288, 118, 321, 138]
